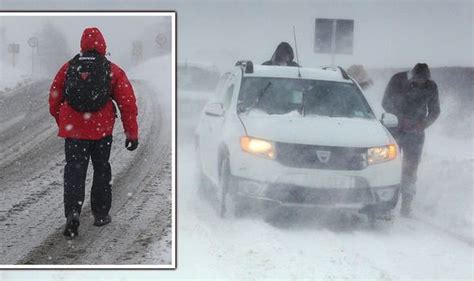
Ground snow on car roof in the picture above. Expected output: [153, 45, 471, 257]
[242, 65, 352, 83]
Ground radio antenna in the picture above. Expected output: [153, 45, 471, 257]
[293, 26, 302, 78]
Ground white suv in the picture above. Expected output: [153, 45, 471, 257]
[195, 61, 401, 223]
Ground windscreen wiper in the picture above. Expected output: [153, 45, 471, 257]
[238, 81, 272, 113]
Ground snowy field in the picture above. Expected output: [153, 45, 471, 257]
[0, 55, 173, 265]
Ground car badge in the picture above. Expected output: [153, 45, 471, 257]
[316, 150, 331, 163]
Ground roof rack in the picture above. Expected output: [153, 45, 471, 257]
[321, 65, 351, 80]
[235, 60, 254, 74]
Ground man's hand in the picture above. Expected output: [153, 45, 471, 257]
[125, 139, 139, 151]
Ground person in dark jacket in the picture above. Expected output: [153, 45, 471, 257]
[262, 42, 300, 67]
[382, 63, 440, 217]
[49, 27, 139, 238]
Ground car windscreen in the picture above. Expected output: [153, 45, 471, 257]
[237, 77, 375, 119]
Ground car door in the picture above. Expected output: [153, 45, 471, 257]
[201, 74, 236, 184]
[199, 74, 229, 179]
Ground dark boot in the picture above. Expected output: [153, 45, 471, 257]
[93, 214, 112, 227]
[63, 211, 80, 239]
[400, 193, 413, 217]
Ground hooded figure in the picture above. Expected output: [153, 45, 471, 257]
[347, 64, 373, 90]
[49, 27, 139, 238]
[382, 63, 440, 217]
[263, 42, 300, 67]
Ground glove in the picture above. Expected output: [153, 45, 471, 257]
[125, 139, 139, 151]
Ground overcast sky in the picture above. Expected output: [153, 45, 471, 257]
[0, 0, 472, 70]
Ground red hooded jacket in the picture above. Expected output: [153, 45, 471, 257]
[49, 27, 138, 141]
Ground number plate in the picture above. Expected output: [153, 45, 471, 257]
[283, 173, 355, 189]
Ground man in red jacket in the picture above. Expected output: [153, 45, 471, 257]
[49, 27, 139, 238]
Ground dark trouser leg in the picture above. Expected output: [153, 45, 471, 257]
[398, 132, 425, 215]
[400, 132, 425, 196]
[90, 136, 113, 217]
[64, 139, 91, 217]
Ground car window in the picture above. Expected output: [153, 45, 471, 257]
[238, 77, 374, 118]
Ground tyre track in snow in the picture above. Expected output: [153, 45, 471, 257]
[0, 81, 170, 265]
[0, 84, 149, 264]
[0, 88, 148, 226]
[16, 81, 172, 265]
[0, 80, 59, 180]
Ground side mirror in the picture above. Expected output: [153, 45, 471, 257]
[204, 103, 224, 117]
[381, 113, 398, 128]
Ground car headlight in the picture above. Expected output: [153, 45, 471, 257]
[240, 136, 275, 159]
[367, 144, 397, 165]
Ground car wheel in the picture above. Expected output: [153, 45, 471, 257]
[217, 156, 240, 218]
[194, 139, 210, 198]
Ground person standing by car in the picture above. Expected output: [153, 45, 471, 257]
[262, 42, 300, 67]
[49, 27, 139, 238]
[347, 64, 373, 90]
[382, 63, 440, 217]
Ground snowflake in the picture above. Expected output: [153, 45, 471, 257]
[65, 124, 73, 131]
[83, 113, 92, 120]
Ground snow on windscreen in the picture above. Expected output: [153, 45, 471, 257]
[238, 77, 374, 119]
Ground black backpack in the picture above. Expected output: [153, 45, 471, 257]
[64, 52, 112, 112]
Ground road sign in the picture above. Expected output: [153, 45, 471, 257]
[8, 43, 20, 67]
[132, 41, 143, 56]
[314, 18, 354, 64]
[28, 37, 39, 48]
[8, 43, 20, 54]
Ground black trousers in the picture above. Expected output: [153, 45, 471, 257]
[392, 130, 425, 196]
[64, 136, 112, 218]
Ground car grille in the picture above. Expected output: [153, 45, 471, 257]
[266, 184, 373, 205]
[275, 142, 367, 170]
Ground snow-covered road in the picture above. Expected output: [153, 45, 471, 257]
[174, 95, 473, 279]
[0, 78, 172, 265]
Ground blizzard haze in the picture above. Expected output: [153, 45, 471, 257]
[169, 0, 474, 70]
[0, 14, 171, 74]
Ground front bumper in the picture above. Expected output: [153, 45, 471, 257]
[235, 177, 400, 212]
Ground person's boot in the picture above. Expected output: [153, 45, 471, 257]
[63, 211, 80, 239]
[400, 193, 413, 218]
[93, 214, 112, 226]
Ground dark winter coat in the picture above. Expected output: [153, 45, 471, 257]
[262, 42, 300, 67]
[49, 27, 138, 140]
[382, 70, 440, 132]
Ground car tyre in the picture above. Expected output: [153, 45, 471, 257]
[218, 156, 242, 218]
[194, 139, 211, 198]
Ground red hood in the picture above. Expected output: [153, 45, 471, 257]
[80, 27, 107, 55]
